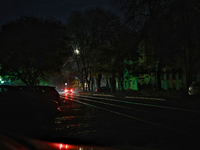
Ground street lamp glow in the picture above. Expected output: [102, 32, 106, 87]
[62, 50, 79, 67]
[75, 49, 79, 54]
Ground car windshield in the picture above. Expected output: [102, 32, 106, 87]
[1, 0, 200, 149]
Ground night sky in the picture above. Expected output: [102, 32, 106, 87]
[0, 0, 120, 28]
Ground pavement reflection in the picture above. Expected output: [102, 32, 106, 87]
[56, 95, 102, 140]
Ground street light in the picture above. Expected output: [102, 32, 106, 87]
[61, 49, 80, 87]
[75, 49, 79, 54]
[62, 49, 79, 68]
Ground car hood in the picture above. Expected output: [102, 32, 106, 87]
[0, 130, 161, 150]
[0, 132, 116, 150]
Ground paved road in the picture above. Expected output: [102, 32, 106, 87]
[55, 92, 200, 149]
[1, 91, 199, 149]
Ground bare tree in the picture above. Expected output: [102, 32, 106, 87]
[66, 7, 121, 91]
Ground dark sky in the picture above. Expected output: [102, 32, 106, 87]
[0, 0, 120, 27]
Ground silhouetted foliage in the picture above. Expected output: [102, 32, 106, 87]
[66, 7, 121, 91]
[115, 0, 200, 90]
[0, 16, 72, 85]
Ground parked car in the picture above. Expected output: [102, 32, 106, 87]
[188, 81, 200, 96]
[0, 85, 61, 130]
[0, 85, 19, 98]
[55, 87, 65, 93]
[18, 86, 61, 105]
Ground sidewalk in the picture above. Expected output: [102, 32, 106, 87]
[81, 90, 171, 101]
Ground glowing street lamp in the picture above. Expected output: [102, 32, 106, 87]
[75, 49, 79, 54]
[62, 50, 80, 68]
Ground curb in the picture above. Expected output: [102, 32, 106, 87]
[125, 96, 166, 101]
[89, 92, 166, 101]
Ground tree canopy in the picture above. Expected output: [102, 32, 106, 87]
[0, 16, 72, 85]
[66, 7, 124, 91]
[115, 0, 200, 90]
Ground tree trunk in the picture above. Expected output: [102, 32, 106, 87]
[96, 74, 102, 88]
[87, 80, 90, 91]
[157, 52, 164, 91]
[157, 63, 162, 91]
[91, 78, 94, 92]
[81, 72, 85, 91]
[110, 77, 116, 93]
[84, 68, 89, 91]
[185, 53, 193, 91]
[87, 71, 92, 92]
[106, 78, 109, 88]
[186, 32, 194, 90]
[120, 79, 126, 94]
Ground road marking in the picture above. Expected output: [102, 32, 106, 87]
[93, 94, 114, 97]
[91, 93, 165, 101]
[125, 96, 165, 101]
[71, 95, 200, 113]
[63, 96, 199, 138]
[60, 95, 199, 122]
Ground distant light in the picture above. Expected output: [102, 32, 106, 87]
[65, 83, 67, 85]
[75, 77, 78, 79]
[1, 81, 4, 83]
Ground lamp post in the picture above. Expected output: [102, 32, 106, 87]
[62, 50, 79, 68]
[62, 49, 79, 87]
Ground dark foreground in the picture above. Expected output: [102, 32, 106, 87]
[1, 92, 200, 150]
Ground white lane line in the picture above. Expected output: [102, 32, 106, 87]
[91, 93, 165, 101]
[60, 95, 131, 110]
[93, 94, 114, 97]
[125, 96, 165, 101]
[60, 95, 198, 121]
[71, 95, 200, 113]
[65, 97, 199, 138]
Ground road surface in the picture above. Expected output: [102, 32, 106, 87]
[54, 92, 200, 149]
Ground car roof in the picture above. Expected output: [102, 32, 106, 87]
[67, 87, 73, 89]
